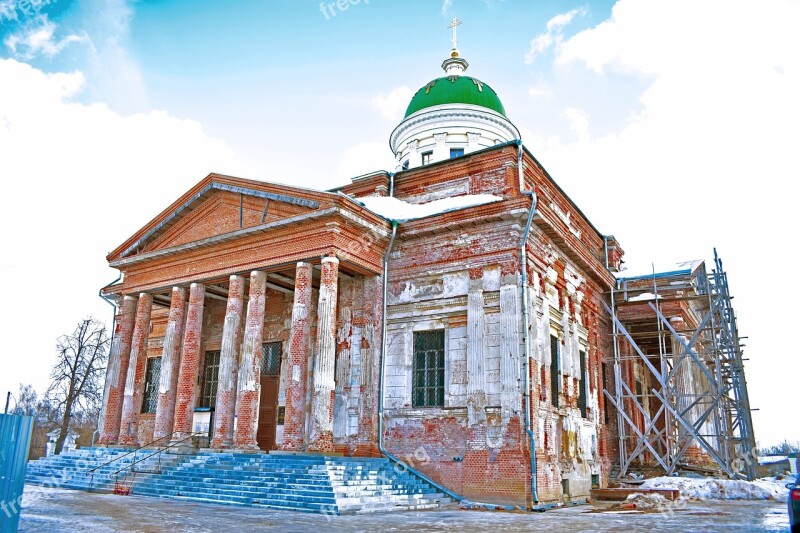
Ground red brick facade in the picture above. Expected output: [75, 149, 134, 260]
[99, 144, 619, 507]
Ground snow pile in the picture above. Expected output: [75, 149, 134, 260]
[757, 455, 788, 465]
[357, 194, 503, 222]
[623, 492, 672, 510]
[627, 292, 660, 302]
[639, 476, 789, 500]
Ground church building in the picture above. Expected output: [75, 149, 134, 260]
[95, 37, 638, 508]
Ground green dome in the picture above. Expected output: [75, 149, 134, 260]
[404, 76, 506, 118]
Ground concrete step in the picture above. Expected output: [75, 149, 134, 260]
[25, 448, 453, 515]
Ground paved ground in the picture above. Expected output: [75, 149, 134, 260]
[18, 485, 791, 532]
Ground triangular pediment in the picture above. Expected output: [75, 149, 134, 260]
[108, 175, 330, 262]
[141, 188, 313, 253]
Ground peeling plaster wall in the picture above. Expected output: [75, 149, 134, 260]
[381, 228, 608, 505]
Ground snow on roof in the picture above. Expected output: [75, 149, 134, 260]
[356, 194, 503, 222]
[617, 259, 704, 281]
[627, 292, 661, 302]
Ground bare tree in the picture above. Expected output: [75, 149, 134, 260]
[47, 318, 109, 454]
[13, 384, 60, 458]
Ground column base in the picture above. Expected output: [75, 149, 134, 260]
[306, 432, 334, 453]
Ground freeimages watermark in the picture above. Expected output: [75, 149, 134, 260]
[320, 445, 432, 522]
[1, 460, 72, 522]
[319, 0, 369, 21]
[0, 0, 57, 25]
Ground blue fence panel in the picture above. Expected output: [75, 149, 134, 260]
[0, 414, 34, 533]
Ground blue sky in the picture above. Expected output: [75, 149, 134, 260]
[1, 0, 798, 447]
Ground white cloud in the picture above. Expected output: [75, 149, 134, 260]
[334, 142, 396, 181]
[527, 0, 800, 446]
[547, 8, 584, 31]
[442, 0, 452, 15]
[0, 59, 251, 396]
[524, 7, 587, 64]
[564, 107, 589, 141]
[528, 82, 552, 98]
[79, 0, 149, 113]
[371, 85, 413, 121]
[4, 16, 88, 59]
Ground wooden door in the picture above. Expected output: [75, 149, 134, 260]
[257, 342, 282, 451]
[257, 376, 279, 451]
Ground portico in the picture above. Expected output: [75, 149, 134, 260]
[98, 175, 391, 453]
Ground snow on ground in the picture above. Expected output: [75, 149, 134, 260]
[638, 476, 790, 501]
[356, 194, 503, 222]
[19, 485, 792, 532]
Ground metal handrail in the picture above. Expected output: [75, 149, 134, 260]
[111, 432, 200, 477]
[87, 431, 200, 491]
[87, 431, 182, 475]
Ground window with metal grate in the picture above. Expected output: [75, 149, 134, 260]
[200, 350, 221, 409]
[578, 350, 588, 418]
[141, 356, 162, 414]
[412, 330, 445, 408]
[550, 335, 560, 408]
[261, 341, 282, 376]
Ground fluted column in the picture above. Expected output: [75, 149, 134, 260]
[98, 295, 138, 445]
[308, 256, 339, 452]
[281, 262, 313, 450]
[234, 271, 267, 450]
[211, 275, 246, 449]
[499, 280, 522, 424]
[171, 283, 205, 443]
[466, 277, 487, 426]
[118, 293, 154, 446]
[152, 287, 188, 441]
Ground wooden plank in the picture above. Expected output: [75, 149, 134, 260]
[591, 487, 680, 501]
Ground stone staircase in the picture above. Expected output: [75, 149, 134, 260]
[25, 447, 191, 493]
[25, 449, 452, 514]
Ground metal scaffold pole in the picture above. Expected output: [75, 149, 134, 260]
[603, 251, 756, 481]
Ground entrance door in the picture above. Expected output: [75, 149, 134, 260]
[257, 342, 282, 451]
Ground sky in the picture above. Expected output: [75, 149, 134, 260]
[0, 0, 797, 447]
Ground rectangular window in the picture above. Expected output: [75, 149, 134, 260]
[141, 356, 162, 414]
[200, 350, 221, 409]
[450, 148, 464, 158]
[578, 350, 588, 418]
[412, 330, 445, 408]
[421, 151, 432, 165]
[261, 341, 282, 376]
[550, 335, 560, 407]
[402, 160, 410, 170]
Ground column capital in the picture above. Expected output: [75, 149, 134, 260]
[321, 256, 339, 265]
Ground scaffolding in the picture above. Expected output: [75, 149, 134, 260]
[603, 250, 757, 480]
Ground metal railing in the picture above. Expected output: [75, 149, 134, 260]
[88, 431, 201, 492]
